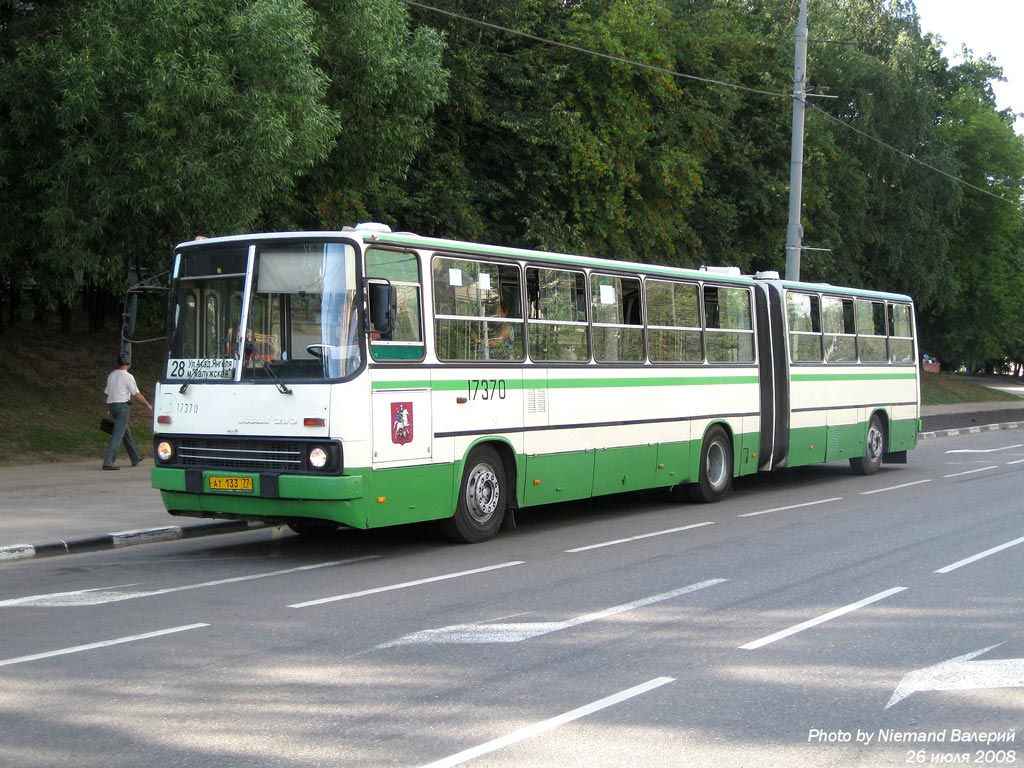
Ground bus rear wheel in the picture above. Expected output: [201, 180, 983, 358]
[850, 414, 885, 475]
[686, 425, 733, 503]
[440, 446, 507, 543]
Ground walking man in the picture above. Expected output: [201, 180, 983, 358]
[103, 353, 153, 470]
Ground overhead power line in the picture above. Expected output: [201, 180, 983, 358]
[398, 0, 1022, 209]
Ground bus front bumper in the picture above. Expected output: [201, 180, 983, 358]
[152, 467, 367, 527]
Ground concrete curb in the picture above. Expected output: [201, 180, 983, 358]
[918, 421, 1024, 440]
[0, 520, 266, 562]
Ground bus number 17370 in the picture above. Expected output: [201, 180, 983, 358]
[467, 379, 506, 400]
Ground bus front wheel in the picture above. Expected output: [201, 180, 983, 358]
[440, 446, 507, 543]
[850, 414, 885, 475]
[686, 425, 733, 503]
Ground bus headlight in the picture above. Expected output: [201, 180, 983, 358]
[157, 441, 175, 462]
[309, 446, 328, 469]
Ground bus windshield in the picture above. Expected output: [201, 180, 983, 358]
[166, 240, 362, 382]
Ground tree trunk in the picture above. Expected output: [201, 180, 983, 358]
[59, 301, 73, 334]
[86, 285, 113, 332]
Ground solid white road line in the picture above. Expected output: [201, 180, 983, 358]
[0, 623, 209, 667]
[739, 587, 907, 650]
[737, 497, 842, 518]
[289, 561, 525, 608]
[860, 479, 932, 495]
[566, 522, 714, 553]
[942, 466, 998, 478]
[946, 445, 1024, 454]
[935, 534, 1024, 574]
[418, 677, 675, 768]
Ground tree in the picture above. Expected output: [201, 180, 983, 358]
[918, 52, 1024, 369]
[0, 0, 339, 326]
[288, 0, 449, 231]
[397, 0, 573, 247]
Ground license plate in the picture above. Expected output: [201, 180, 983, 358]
[209, 475, 254, 492]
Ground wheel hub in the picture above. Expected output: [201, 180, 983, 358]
[467, 466, 499, 522]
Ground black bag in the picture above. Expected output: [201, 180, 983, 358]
[99, 416, 114, 435]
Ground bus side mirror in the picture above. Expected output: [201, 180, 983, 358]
[369, 282, 397, 336]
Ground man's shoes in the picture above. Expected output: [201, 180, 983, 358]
[131, 456, 145, 467]
[102, 464, 120, 471]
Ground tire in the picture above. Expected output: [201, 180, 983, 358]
[287, 520, 339, 538]
[850, 413, 885, 475]
[440, 446, 507, 543]
[685, 425, 733, 503]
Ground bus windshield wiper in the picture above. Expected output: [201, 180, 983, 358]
[250, 350, 292, 395]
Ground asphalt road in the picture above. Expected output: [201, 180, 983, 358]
[2, 430, 1023, 768]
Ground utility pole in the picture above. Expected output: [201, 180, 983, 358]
[785, 0, 808, 281]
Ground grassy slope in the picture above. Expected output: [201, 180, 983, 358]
[0, 329, 163, 464]
[0, 327, 1015, 464]
[919, 371, 1020, 405]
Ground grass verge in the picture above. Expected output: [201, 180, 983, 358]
[920, 372, 1021, 406]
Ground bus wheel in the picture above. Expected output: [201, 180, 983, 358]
[686, 425, 733, 503]
[440, 446, 506, 543]
[850, 414, 885, 475]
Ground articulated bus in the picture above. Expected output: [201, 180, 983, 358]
[151, 223, 920, 542]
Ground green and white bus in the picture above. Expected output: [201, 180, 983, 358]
[151, 223, 920, 542]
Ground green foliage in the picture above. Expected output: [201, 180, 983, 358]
[1, 0, 339, 309]
[556, 0, 710, 263]
[292, 0, 448, 229]
[398, 0, 573, 247]
[919, 53, 1024, 368]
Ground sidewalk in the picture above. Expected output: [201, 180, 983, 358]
[0, 460, 260, 561]
[3, 392, 1024, 561]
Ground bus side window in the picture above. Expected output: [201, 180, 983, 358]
[367, 248, 424, 360]
[704, 285, 754, 363]
[856, 299, 887, 362]
[527, 266, 589, 362]
[786, 291, 822, 362]
[645, 279, 702, 363]
[432, 255, 524, 361]
[591, 273, 643, 362]
[822, 296, 857, 362]
[888, 303, 914, 363]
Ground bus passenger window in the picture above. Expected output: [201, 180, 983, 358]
[856, 299, 887, 362]
[821, 296, 857, 362]
[704, 285, 754, 363]
[888, 303, 914, 363]
[527, 267, 588, 362]
[786, 291, 822, 362]
[591, 274, 643, 362]
[432, 255, 523, 361]
[646, 280, 702, 363]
